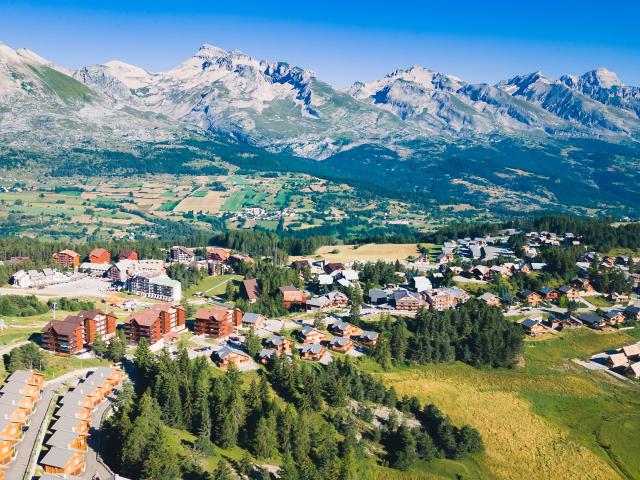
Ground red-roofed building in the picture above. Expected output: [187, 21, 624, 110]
[52, 249, 80, 269]
[89, 248, 110, 264]
[118, 249, 138, 261]
[124, 304, 186, 346]
[194, 306, 242, 338]
[41, 309, 117, 355]
[206, 247, 231, 262]
[41, 318, 85, 355]
[279, 285, 307, 310]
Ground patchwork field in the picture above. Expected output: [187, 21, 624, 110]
[367, 327, 640, 480]
[1, 171, 440, 239]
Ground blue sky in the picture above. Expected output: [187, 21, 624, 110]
[2, 0, 639, 87]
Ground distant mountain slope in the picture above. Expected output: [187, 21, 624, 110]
[73, 44, 413, 158]
[1, 41, 639, 217]
[0, 43, 200, 156]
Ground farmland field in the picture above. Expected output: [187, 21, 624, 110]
[293, 243, 423, 263]
[368, 327, 640, 480]
[174, 190, 228, 213]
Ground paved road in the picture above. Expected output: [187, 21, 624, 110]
[0, 341, 29, 358]
[84, 395, 116, 480]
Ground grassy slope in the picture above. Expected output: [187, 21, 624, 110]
[368, 327, 640, 480]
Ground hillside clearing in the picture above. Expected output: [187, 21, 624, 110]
[293, 243, 422, 263]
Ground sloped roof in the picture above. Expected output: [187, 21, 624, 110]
[241, 279, 261, 301]
[40, 446, 78, 468]
[46, 429, 85, 449]
[195, 306, 229, 322]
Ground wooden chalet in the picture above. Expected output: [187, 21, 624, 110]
[622, 344, 640, 360]
[519, 290, 542, 306]
[578, 314, 605, 330]
[330, 321, 360, 338]
[4, 371, 44, 391]
[324, 262, 345, 275]
[571, 277, 594, 292]
[0, 392, 35, 416]
[213, 346, 251, 369]
[627, 362, 640, 380]
[50, 416, 90, 436]
[543, 315, 581, 331]
[478, 292, 501, 307]
[358, 330, 379, 346]
[329, 336, 353, 353]
[0, 418, 22, 442]
[54, 404, 91, 422]
[603, 310, 626, 326]
[538, 288, 558, 302]
[520, 318, 545, 336]
[606, 352, 628, 369]
[0, 403, 29, 426]
[241, 312, 267, 329]
[623, 306, 640, 322]
[264, 335, 292, 354]
[0, 435, 17, 466]
[298, 326, 327, 344]
[558, 285, 580, 300]
[299, 343, 326, 361]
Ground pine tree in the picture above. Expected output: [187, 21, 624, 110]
[244, 329, 262, 358]
[212, 459, 235, 480]
[92, 332, 107, 357]
[279, 453, 298, 480]
[277, 406, 295, 454]
[253, 416, 277, 459]
[108, 329, 127, 363]
[225, 280, 235, 301]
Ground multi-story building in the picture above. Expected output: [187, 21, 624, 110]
[124, 304, 186, 346]
[52, 250, 80, 269]
[41, 318, 85, 356]
[75, 310, 117, 343]
[118, 249, 138, 261]
[168, 246, 195, 264]
[88, 248, 110, 264]
[194, 306, 242, 338]
[206, 247, 231, 262]
[107, 259, 165, 284]
[41, 310, 116, 354]
[279, 285, 307, 310]
[128, 273, 182, 302]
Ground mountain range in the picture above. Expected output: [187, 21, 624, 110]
[1, 42, 639, 216]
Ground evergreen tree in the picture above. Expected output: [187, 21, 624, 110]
[92, 332, 107, 357]
[107, 329, 127, 363]
[279, 453, 299, 480]
[244, 329, 262, 358]
[212, 459, 235, 480]
[253, 416, 277, 459]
